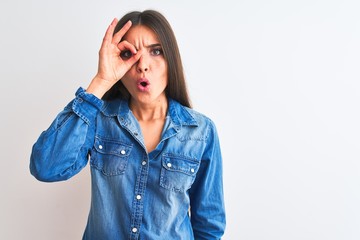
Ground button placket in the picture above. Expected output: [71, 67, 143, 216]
[130, 155, 149, 239]
[135, 158, 146, 202]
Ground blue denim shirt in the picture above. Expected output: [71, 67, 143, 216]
[30, 88, 226, 239]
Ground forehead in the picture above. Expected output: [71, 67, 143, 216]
[122, 25, 160, 45]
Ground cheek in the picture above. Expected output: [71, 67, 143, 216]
[121, 68, 136, 82]
[120, 75, 133, 91]
[156, 60, 168, 77]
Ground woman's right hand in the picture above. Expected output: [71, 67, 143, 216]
[86, 18, 141, 99]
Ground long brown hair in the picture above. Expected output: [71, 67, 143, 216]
[102, 10, 192, 108]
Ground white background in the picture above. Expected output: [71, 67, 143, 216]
[1, 0, 360, 239]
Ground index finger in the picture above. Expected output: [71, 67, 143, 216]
[112, 20, 132, 45]
[102, 18, 119, 45]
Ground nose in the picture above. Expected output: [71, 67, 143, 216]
[136, 54, 149, 73]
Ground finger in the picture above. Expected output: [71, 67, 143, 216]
[124, 50, 142, 69]
[118, 41, 137, 54]
[112, 20, 132, 45]
[101, 18, 118, 48]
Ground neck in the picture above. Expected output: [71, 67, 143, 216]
[130, 98, 168, 122]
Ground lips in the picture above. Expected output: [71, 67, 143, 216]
[136, 78, 150, 91]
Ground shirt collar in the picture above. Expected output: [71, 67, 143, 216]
[100, 98, 198, 127]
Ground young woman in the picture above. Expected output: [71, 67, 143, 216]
[30, 10, 226, 239]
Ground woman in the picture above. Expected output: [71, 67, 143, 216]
[30, 10, 226, 239]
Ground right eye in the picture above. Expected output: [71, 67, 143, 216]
[120, 50, 132, 59]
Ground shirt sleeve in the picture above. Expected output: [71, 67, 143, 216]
[30, 87, 103, 182]
[189, 120, 226, 239]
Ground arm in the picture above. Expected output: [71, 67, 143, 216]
[30, 18, 141, 182]
[189, 121, 226, 239]
[30, 88, 102, 182]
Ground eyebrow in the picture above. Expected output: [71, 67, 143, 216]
[145, 43, 161, 48]
[134, 43, 162, 51]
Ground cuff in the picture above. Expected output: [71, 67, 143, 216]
[72, 87, 104, 125]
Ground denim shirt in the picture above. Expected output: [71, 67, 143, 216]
[30, 88, 226, 240]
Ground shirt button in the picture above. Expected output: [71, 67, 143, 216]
[142, 161, 147, 166]
[120, 150, 126, 155]
[167, 163, 172, 168]
[134, 132, 138, 136]
[191, 168, 195, 173]
[132, 227, 138, 233]
[99, 145, 103, 150]
[136, 195, 142, 200]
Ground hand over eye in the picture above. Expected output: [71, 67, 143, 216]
[86, 19, 141, 98]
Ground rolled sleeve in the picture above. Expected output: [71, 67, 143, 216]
[72, 87, 104, 125]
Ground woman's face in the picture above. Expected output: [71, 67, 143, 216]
[120, 25, 168, 105]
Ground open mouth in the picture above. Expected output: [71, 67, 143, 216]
[140, 81, 148, 87]
[137, 78, 150, 91]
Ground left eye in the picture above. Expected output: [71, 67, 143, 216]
[120, 50, 133, 59]
[151, 48, 163, 56]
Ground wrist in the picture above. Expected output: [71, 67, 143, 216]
[86, 76, 113, 99]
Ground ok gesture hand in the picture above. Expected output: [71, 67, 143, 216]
[87, 18, 141, 98]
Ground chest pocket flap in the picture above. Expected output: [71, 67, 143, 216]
[162, 155, 200, 176]
[91, 136, 132, 176]
[94, 137, 132, 157]
[160, 154, 200, 193]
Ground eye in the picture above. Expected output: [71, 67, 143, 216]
[151, 48, 163, 56]
[120, 50, 133, 60]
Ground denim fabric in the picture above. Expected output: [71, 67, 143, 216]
[30, 87, 226, 239]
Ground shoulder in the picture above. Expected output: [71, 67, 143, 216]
[184, 107, 215, 128]
[170, 100, 218, 140]
[100, 98, 128, 117]
[169, 99, 214, 126]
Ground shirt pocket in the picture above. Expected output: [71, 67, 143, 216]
[90, 136, 133, 176]
[160, 153, 200, 193]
